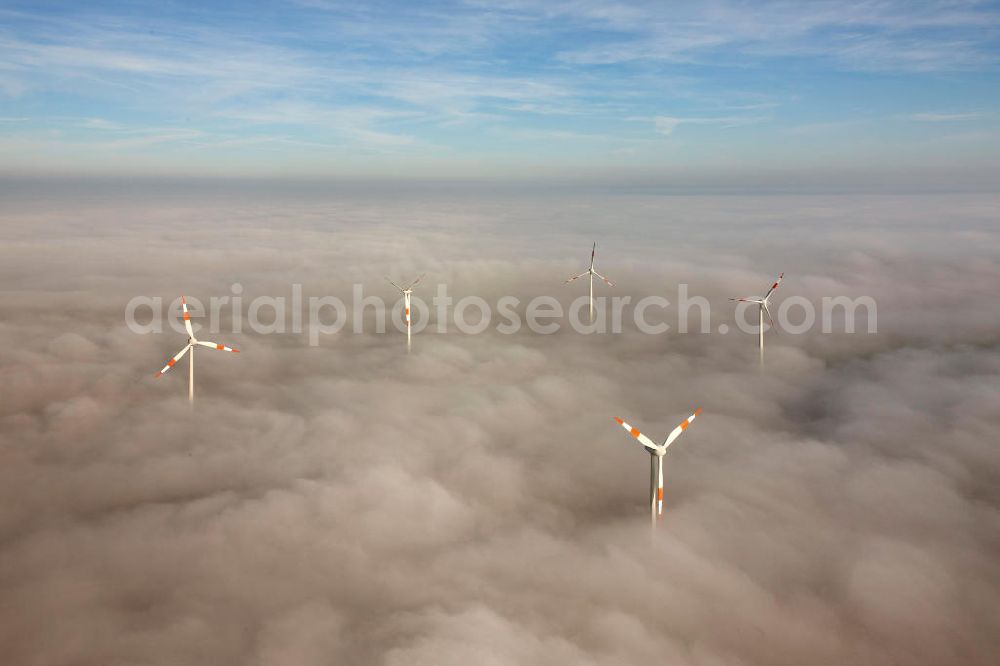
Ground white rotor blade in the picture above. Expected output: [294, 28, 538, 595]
[154, 344, 191, 377]
[764, 272, 784, 300]
[614, 417, 660, 453]
[664, 408, 702, 447]
[762, 303, 777, 333]
[593, 271, 614, 287]
[181, 295, 194, 338]
[196, 340, 240, 353]
[564, 270, 589, 284]
[590, 242, 596, 269]
[385, 277, 404, 292]
[407, 273, 426, 290]
[729, 297, 759, 302]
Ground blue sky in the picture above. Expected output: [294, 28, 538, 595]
[1, 0, 999, 183]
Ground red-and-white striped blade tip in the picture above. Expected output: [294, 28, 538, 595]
[197, 340, 239, 352]
[766, 273, 784, 297]
[613, 417, 658, 450]
[680, 408, 701, 430]
[155, 345, 190, 376]
[665, 408, 701, 446]
[180, 295, 194, 336]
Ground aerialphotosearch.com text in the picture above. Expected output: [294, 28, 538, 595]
[125, 283, 877, 346]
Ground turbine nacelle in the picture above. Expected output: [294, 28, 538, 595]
[564, 242, 615, 286]
[730, 273, 784, 335]
[386, 274, 425, 349]
[613, 409, 702, 524]
[153, 295, 240, 401]
[386, 274, 425, 295]
[564, 242, 614, 322]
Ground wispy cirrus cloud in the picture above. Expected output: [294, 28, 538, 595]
[909, 112, 982, 122]
[0, 1, 998, 178]
[547, 0, 1000, 71]
[653, 115, 764, 136]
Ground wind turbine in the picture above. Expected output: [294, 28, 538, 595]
[154, 296, 239, 402]
[386, 274, 424, 350]
[613, 408, 702, 527]
[730, 273, 783, 359]
[564, 242, 614, 322]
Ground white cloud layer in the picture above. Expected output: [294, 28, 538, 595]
[1, 186, 998, 663]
